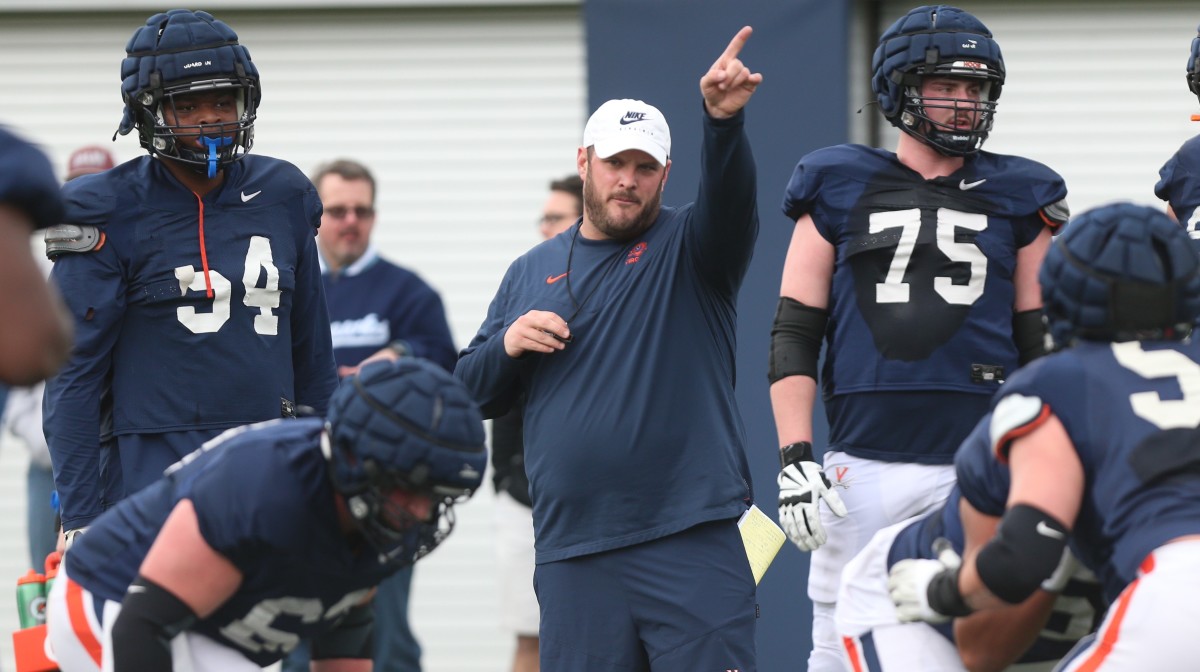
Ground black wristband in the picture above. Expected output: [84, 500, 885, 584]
[780, 441, 815, 468]
[927, 567, 973, 618]
[387, 340, 411, 357]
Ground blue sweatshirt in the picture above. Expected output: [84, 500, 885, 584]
[457, 108, 758, 563]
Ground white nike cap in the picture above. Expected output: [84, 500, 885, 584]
[582, 99, 671, 166]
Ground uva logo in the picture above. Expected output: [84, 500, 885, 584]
[183, 60, 213, 69]
[625, 241, 647, 265]
[619, 112, 647, 125]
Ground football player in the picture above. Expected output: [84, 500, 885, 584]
[43, 10, 337, 545]
[768, 6, 1070, 668]
[1154, 22, 1200, 251]
[838, 412, 1102, 672]
[889, 203, 1200, 671]
[0, 126, 71, 385]
[46, 358, 487, 672]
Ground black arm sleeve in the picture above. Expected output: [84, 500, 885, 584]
[110, 576, 198, 672]
[1013, 309, 1048, 364]
[768, 297, 828, 384]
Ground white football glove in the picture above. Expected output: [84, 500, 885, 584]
[63, 526, 88, 552]
[777, 442, 847, 552]
[1040, 545, 1081, 593]
[888, 540, 963, 624]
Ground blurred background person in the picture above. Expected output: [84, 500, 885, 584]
[281, 158, 457, 672]
[3, 144, 116, 572]
[0, 126, 71, 386]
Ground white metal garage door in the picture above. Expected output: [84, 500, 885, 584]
[0, 6, 584, 670]
[872, 1, 1199, 214]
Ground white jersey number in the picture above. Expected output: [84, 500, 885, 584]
[219, 589, 371, 655]
[175, 235, 281, 335]
[869, 208, 988, 306]
[1111, 341, 1200, 429]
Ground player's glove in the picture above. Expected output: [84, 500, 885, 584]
[1040, 545, 1081, 593]
[63, 527, 88, 551]
[889, 538, 971, 624]
[777, 441, 847, 552]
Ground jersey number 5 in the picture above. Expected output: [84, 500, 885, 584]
[1112, 341, 1200, 429]
[869, 208, 988, 306]
[175, 235, 281, 336]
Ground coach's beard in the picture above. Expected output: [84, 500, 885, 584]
[584, 182, 662, 243]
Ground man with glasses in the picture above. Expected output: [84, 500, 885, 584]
[287, 158, 456, 672]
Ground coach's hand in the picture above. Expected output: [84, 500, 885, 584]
[503, 310, 571, 358]
[777, 441, 846, 552]
[701, 26, 762, 119]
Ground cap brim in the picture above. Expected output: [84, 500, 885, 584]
[591, 137, 667, 167]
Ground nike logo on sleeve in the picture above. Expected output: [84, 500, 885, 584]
[959, 179, 987, 191]
[546, 272, 570, 284]
[241, 190, 262, 202]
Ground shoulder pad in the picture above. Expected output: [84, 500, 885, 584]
[1041, 198, 1070, 229]
[44, 224, 105, 260]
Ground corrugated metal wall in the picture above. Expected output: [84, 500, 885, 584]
[0, 6, 584, 670]
[875, 1, 1199, 213]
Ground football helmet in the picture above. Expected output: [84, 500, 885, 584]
[323, 359, 486, 567]
[117, 10, 260, 178]
[1040, 203, 1200, 348]
[871, 5, 1005, 156]
[1188, 23, 1200, 105]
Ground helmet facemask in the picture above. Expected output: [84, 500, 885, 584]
[330, 446, 471, 567]
[898, 71, 999, 156]
[140, 76, 258, 178]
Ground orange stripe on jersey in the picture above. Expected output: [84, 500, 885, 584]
[842, 635, 865, 672]
[994, 403, 1053, 464]
[66, 578, 103, 666]
[1073, 565, 1152, 672]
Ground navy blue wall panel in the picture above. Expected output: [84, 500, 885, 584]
[585, 2, 852, 669]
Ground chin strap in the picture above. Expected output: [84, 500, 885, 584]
[201, 135, 233, 178]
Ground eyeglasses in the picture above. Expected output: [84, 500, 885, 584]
[325, 205, 376, 220]
[538, 213, 574, 227]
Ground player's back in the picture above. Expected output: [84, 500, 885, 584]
[995, 338, 1200, 601]
[65, 417, 397, 664]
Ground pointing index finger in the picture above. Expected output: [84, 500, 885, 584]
[718, 26, 753, 65]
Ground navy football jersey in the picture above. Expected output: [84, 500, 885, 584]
[781, 144, 1066, 461]
[888, 415, 1102, 662]
[990, 339, 1200, 602]
[44, 155, 338, 527]
[67, 418, 397, 666]
[1155, 135, 1200, 253]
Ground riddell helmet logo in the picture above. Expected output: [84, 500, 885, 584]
[619, 112, 648, 125]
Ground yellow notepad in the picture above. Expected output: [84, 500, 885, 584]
[738, 504, 787, 585]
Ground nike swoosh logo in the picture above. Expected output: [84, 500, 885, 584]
[619, 118, 645, 125]
[241, 190, 262, 202]
[1035, 521, 1064, 540]
[546, 272, 570, 284]
[959, 179, 987, 191]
